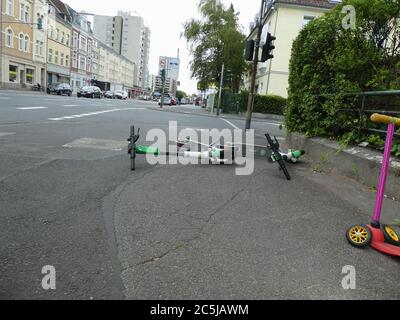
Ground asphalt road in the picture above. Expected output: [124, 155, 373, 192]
[0, 91, 399, 300]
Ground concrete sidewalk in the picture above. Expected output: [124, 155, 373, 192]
[113, 154, 400, 299]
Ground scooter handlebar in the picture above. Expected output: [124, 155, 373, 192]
[371, 113, 400, 126]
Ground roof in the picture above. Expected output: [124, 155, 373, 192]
[276, 0, 337, 9]
[247, 0, 338, 38]
[49, 0, 71, 16]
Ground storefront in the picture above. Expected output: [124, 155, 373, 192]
[1, 55, 40, 89]
[47, 64, 70, 85]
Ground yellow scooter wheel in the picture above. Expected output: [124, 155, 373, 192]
[346, 225, 372, 248]
[382, 225, 400, 246]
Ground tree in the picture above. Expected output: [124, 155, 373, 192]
[176, 90, 187, 100]
[183, 0, 247, 92]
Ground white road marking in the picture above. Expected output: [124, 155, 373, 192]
[0, 132, 16, 137]
[48, 108, 125, 121]
[0, 97, 10, 99]
[17, 107, 48, 110]
[63, 104, 80, 107]
[220, 118, 240, 130]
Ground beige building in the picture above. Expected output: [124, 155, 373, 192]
[98, 41, 135, 92]
[244, 0, 337, 98]
[46, 0, 71, 85]
[0, 0, 39, 88]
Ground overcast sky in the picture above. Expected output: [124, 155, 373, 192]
[63, 0, 259, 94]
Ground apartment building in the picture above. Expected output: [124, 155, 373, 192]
[32, 0, 47, 87]
[151, 74, 177, 96]
[93, 12, 150, 89]
[68, 6, 94, 92]
[0, 0, 40, 88]
[244, 0, 337, 98]
[97, 41, 135, 94]
[47, 0, 71, 85]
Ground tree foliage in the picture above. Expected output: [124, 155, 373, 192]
[286, 0, 400, 141]
[183, 0, 247, 92]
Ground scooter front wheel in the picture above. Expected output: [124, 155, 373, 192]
[346, 224, 372, 248]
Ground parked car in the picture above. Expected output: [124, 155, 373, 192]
[170, 97, 177, 105]
[104, 91, 115, 99]
[158, 96, 172, 106]
[77, 86, 102, 98]
[47, 83, 72, 96]
[114, 90, 128, 100]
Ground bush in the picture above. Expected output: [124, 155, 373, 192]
[286, 0, 400, 142]
[238, 91, 287, 115]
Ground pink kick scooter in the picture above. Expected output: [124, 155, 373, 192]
[346, 113, 400, 256]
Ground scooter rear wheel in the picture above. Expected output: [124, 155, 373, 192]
[346, 224, 372, 248]
[381, 224, 400, 246]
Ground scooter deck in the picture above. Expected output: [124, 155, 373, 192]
[230, 143, 273, 159]
[368, 225, 400, 257]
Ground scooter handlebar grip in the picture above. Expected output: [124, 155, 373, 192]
[371, 113, 400, 126]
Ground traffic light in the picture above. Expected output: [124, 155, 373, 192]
[223, 69, 232, 86]
[159, 69, 166, 79]
[37, 17, 43, 30]
[245, 40, 255, 61]
[261, 33, 276, 62]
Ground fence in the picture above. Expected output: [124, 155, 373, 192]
[318, 90, 400, 144]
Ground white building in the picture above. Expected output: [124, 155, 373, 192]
[93, 12, 150, 89]
[33, 0, 48, 87]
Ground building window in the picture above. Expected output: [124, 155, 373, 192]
[24, 6, 29, 22]
[20, 4, 24, 21]
[19, 33, 24, 50]
[20, 4, 29, 22]
[26, 68, 34, 84]
[9, 65, 18, 82]
[35, 40, 39, 54]
[24, 35, 29, 52]
[72, 53, 78, 68]
[6, 0, 13, 15]
[55, 51, 59, 64]
[56, 29, 59, 41]
[66, 34, 70, 46]
[61, 31, 65, 44]
[65, 55, 69, 67]
[48, 49, 53, 62]
[40, 41, 44, 56]
[79, 56, 86, 70]
[60, 53, 64, 66]
[79, 36, 87, 52]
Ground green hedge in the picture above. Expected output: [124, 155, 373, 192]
[286, 0, 400, 144]
[238, 91, 287, 115]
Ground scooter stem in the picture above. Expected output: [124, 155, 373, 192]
[372, 123, 395, 226]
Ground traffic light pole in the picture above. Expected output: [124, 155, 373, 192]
[216, 63, 224, 116]
[245, 0, 266, 130]
[160, 69, 166, 108]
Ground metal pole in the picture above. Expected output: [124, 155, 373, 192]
[160, 69, 165, 108]
[245, 0, 266, 130]
[216, 63, 224, 116]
